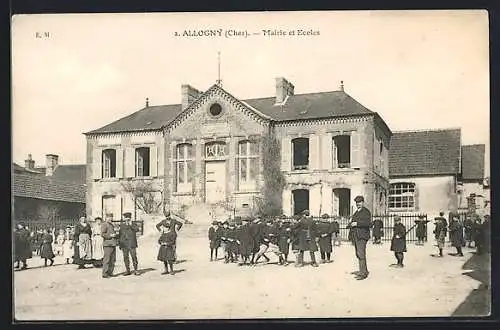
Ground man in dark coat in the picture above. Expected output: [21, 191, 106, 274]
[295, 210, 319, 268]
[349, 195, 372, 280]
[433, 212, 448, 257]
[317, 214, 334, 263]
[482, 215, 491, 254]
[449, 214, 465, 256]
[101, 216, 118, 278]
[14, 223, 32, 270]
[249, 218, 266, 264]
[208, 221, 221, 261]
[277, 218, 292, 265]
[118, 212, 140, 275]
[463, 215, 474, 248]
[390, 216, 407, 267]
[237, 219, 254, 266]
[415, 216, 429, 245]
[472, 216, 483, 254]
[372, 217, 384, 244]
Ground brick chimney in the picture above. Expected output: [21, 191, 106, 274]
[45, 154, 59, 176]
[275, 77, 294, 104]
[181, 84, 201, 110]
[24, 154, 35, 170]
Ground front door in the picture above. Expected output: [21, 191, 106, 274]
[205, 161, 226, 203]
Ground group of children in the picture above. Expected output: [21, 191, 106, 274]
[207, 214, 342, 267]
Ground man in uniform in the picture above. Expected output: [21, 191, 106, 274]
[101, 215, 118, 278]
[349, 195, 372, 280]
[118, 212, 140, 275]
[296, 210, 319, 268]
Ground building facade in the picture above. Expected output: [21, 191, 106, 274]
[85, 78, 392, 220]
[388, 129, 488, 215]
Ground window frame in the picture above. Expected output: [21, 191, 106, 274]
[332, 134, 351, 169]
[237, 140, 259, 190]
[135, 147, 150, 177]
[388, 182, 416, 211]
[175, 143, 194, 193]
[102, 149, 116, 178]
[291, 137, 309, 171]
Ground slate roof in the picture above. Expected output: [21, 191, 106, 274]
[12, 172, 86, 203]
[85, 86, 381, 135]
[461, 144, 485, 181]
[389, 128, 461, 177]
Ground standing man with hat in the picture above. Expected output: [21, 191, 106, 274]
[118, 212, 140, 275]
[349, 195, 372, 280]
[296, 210, 319, 268]
[101, 215, 118, 278]
[390, 216, 407, 267]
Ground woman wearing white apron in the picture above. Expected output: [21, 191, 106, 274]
[74, 217, 93, 269]
[91, 217, 104, 267]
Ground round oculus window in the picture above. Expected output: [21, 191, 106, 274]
[209, 103, 223, 116]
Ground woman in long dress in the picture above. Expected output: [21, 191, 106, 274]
[74, 217, 93, 269]
[91, 217, 104, 267]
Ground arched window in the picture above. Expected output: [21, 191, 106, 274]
[238, 140, 259, 189]
[389, 182, 416, 211]
[292, 137, 309, 170]
[175, 143, 194, 192]
[102, 149, 116, 178]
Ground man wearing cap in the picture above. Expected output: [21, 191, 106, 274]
[101, 214, 118, 278]
[390, 216, 407, 267]
[295, 210, 319, 267]
[14, 223, 32, 270]
[317, 214, 334, 263]
[118, 212, 140, 275]
[249, 218, 265, 265]
[349, 195, 372, 280]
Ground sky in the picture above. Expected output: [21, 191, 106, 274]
[12, 10, 489, 174]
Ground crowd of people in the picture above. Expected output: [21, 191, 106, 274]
[14, 195, 491, 282]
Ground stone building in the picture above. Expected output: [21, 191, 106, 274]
[388, 129, 488, 215]
[84, 78, 392, 220]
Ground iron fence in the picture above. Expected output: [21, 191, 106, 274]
[279, 213, 429, 243]
[111, 220, 145, 236]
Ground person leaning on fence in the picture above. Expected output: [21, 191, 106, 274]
[349, 195, 372, 280]
[371, 217, 384, 244]
[415, 215, 429, 245]
[390, 216, 407, 268]
[449, 214, 465, 257]
[433, 212, 447, 257]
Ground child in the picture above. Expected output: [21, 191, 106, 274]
[40, 229, 55, 266]
[220, 221, 231, 263]
[278, 219, 292, 266]
[55, 229, 65, 256]
[208, 221, 220, 261]
[390, 216, 407, 267]
[62, 226, 74, 264]
[157, 224, 177, 275]
[433, 213, 448, 257]
[332, 218, 341, 247]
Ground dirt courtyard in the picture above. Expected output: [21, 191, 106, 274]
[14, 224, 486, 320]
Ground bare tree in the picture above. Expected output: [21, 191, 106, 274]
[121, 180, 162, 215]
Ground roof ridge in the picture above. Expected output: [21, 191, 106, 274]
[393, 127, 461, 133]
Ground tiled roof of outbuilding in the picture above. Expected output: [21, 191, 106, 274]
[389, 128, 461, 177]
[12, 173, 86, 203]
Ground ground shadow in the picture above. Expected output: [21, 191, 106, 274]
[171, 269, 186, 274]
[175, 259, 189, 264]
[14, 263, 74, 271]
[451, 251, 490, 316]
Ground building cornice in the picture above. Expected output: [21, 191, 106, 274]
[86, 130, 162, 139]
[274, 113, 371, 127]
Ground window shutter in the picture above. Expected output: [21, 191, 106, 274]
[281, 137, 291, 171]
[125, 147, 135, 178]
[114, 194, 122, 220]
[157, 144, 164, 178]
[350, 131, 361, 169]
[92, 148, 102, 180]
[150, 146, 158, 177]
[116, 148, 124, 178]
[321, 185, 332, 216]
[321, 133, 332, 170]
[309, 134, 320, 170]
[332, 190, 339, 216]
[332, 137, 338, 169]
[282, 189, 292, 216]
